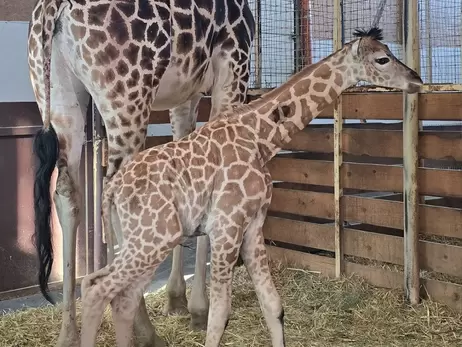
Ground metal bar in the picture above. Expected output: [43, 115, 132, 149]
[402, 0, 420, 306]
[253, 0, 262, 88]
[92, 102, 107, 271]
[425, 0, 432, 83]
[333, 0, 344, 278]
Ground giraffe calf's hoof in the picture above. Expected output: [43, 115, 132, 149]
[190, 312, 208, 331]
[163, 295, 189, 316]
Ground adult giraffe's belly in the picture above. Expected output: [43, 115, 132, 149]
[151, 60, 214, 111]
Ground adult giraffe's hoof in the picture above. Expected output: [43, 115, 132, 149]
[190, 311, 208, 331]
[56, 320, 79, 347]
[163, 294, 189, 316]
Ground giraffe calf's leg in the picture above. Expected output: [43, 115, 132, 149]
[111, 276, 166, 347]
[80, 267, 114, 347]
[241, 218, 285, 347]
[204, 229, 243, 347]
[107, 195, 165, 347]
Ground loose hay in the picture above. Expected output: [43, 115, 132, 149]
[1, 262, 462, 347]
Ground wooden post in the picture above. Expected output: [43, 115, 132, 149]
[402, 0, 420, 305]
[333, 0, 344, 278]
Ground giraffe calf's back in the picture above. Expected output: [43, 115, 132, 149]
[109, 119, 267, 240]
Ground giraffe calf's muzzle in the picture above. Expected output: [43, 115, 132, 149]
[406, 70, 424, 94]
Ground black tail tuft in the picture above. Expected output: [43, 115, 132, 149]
[33, 125, 59, 304]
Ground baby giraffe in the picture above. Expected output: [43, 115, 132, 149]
[79, 27, 422, 347]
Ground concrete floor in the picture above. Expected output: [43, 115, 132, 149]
[0, 238, 209, 315]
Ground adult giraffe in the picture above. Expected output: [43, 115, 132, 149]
[28, 0, 255, 345]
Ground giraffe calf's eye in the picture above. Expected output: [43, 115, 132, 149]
[375, 57, 390, 65]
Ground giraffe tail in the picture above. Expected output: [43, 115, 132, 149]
[31, 0, 63, 304]
[33, 124, 59, 304]
[40, 0, 63, 130]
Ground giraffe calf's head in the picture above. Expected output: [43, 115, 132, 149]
[348, 27, 423, 94]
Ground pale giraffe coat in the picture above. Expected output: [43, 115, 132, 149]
[80, 27, 423, 347]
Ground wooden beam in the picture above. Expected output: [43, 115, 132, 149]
[267, 158, 462, 197]
[269, 188, 334, 220]
[343, 195, 462, 239]
[402, 0, 420, 306]
[267, 246, 462, 312]
[147, 92, 462, 124]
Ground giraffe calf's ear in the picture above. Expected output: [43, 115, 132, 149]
[351, 39, 361, 60]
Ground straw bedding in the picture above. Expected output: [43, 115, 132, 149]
[1, 262, 462, 347]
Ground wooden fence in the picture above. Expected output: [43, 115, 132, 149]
[145, 90, 462, 311]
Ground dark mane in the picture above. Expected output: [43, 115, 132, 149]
[352, 27, 383, 41]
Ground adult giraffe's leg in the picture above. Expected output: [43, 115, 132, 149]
[163, 96, 206, 318]
[240, 212, 285, 347]
[93, 88, 165, 346]
[188, 233, 209, 330]
[30, 39, 89, 346]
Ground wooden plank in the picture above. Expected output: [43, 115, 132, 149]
[268, 158, 462, 197]
[346, 229, 462, 278]
[267, 158, 333, 186]
[269, 188, 334, 219]
[266, 246, 335, 277]
[345, 164, 462, 198]
[344, 196, 462, 239]
[263, 217, 334, 251]
[343, 129, 401, 158]
[283, 128, 333, 152]
[420, 241, 462, 278]
[344, 229, 403, 265]
[148, 92, 462, 125]
[264, 219, 462, 278]
[422, 278, 462, 312]
[420, 204, 462, 239]
[420, 132, 462, 162]
[333, 92, 462, 120]
[419, 168, 462, 198]
[347, 262, 462, 312]
[345, 261, 403, 289]
[284, 128, 462, 161]
[343, 163, 402, 192]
